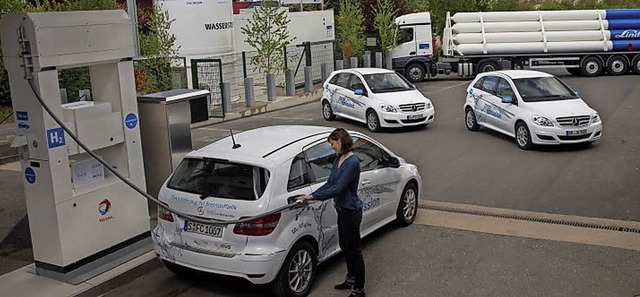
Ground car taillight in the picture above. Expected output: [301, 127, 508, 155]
[158, 205, 174, 222]
[233, 213, 281, 236]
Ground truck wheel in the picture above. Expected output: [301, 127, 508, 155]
[632, 54, 640, 75]
[606, 55, 628, 75]
[405, 63, 425, 83]
[581, 56, 603, 77]
[477, 61, 499, 73]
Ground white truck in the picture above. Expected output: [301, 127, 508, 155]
[390, 9, 640, 83]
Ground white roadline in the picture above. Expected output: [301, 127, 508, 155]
[414, 201, 640, 252]
[421, 81, 469, 95]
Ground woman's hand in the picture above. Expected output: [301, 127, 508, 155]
[296, 194, 313, 202]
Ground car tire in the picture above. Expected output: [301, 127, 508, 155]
[631, 54, 640, 75]
[515, 122, 534, 150]
[581, 56, 603, 77]
[395, 182, 418, 227]
[606, 55, 628, 76]
[322, 100, 335, 120]
[405, 63, 425, 83]
[366, 110, 381, 132]
[465, 108, 480, 131]
[272, 241, 317, 297]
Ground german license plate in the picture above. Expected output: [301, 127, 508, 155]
[566, 129, 587, 136]
[184, 221, 223, 238]
[407, 114, 423, 120]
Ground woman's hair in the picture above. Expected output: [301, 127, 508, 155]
[328, 128, 353, 155]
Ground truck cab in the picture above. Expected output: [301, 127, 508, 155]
[391, 12, 435, 83]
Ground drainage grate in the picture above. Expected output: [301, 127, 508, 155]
[420, 204, 640, 234]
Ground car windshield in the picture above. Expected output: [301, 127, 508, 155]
[512, 76, 579, 102]
[167, 158, 270, 201]
[363, 72, 415, 94]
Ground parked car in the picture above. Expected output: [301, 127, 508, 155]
[321, 68, 435, 132]
[464, 70, 603, 149]
[151, 125, 421, 297]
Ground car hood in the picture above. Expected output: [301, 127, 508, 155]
[373, 90, 429, 105]
[526, 99, 594, 118]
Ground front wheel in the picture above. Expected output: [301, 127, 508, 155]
[272, 242, 317, 297]
[515, 122, 533, 150]
[366, 110, 381, 132]
[405, 63, 426, 83]
[396, 183, 418, 227]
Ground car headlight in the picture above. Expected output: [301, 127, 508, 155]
[533, 115, 554, 127]
[380, 103, 399, 113]
[592, 113, 600, 123]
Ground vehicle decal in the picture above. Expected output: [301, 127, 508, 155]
[359, 185, 393, 212]
[472, 94, 514, 120]
[169, 194, 238, 218]
[295, 200, 336, 258]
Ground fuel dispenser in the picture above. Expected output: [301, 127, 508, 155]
[1, 11, 150, 283]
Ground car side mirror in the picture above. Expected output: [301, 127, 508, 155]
[502, 96, 513, 104]
[354, 88, 367, 96]
[575, 91, 580, 96]
[387, 157, 400, 168]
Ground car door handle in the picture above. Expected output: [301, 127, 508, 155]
[409, 51, 416, 55]
[361, 180, 371, 186]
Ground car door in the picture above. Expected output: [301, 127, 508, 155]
[352, 136, 402, 230]
[493, 77, 519, 135]
[302, 141, 340, 260]
[473, 75, 501, 130]
[345, 74, 369, 121]
[328, 73, 352, 118]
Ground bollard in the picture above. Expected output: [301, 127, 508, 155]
[222, 82, 231, 112]
[335, 60, 344, 70]
[364, 53, 371, 68]
[266, 73, 276, 102]
[304, 66, 313, 92]
[375, 52, 383, 68]
[321, 63, 329, 83]
[244, 77, 255, 107]
[385, 55, 393, 70]
[350, 57, 358, 68]
[285, 69, 295, 96]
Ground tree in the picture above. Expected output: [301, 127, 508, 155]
[373, 0, 399, 54]
[0, 0, 27, 105]
[241, 0, 294, 75]
[336, 0, 366, 58]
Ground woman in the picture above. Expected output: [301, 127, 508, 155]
[298, 128, 366, 297]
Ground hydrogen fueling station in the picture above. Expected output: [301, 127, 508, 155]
[0, 9, 215, 287]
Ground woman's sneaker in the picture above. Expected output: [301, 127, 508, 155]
[334, 278, 355, 290]
[348, 288, 366, 297]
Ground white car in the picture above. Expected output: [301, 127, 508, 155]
[321, 68, 435, 132]
[151, 125, 421, 297]
[464, 70, 603, 149]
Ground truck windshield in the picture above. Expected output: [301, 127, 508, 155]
[167, 158, 270, 201]
[363, 73, 415, 93]
[512, 77, 579, 102]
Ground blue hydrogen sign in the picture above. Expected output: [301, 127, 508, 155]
[46, 127, 66, 149]
[25, 167, 36, 184]
[125, 113, 138, 129]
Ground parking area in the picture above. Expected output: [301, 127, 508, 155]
[2, 69, 639, 296]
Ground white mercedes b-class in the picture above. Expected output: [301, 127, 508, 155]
[321, 68, 435, 132]
[151, 125, 421, 297]
[464, 70, 603, 149]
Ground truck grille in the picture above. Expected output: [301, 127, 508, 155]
[556, 115, 590, 127]
[399, 103, 426, 112]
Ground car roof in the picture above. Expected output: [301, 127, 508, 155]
[188, 125, 334, 164]
[333, 68, 395, 76]
[483, 70, 554, 79]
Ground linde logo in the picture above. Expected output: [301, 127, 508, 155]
[615, 30, 640, 39]
[205, 22, 233, 30]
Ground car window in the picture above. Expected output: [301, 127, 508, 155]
[512, 76, 578, 102]
[167, 158, 269, 200]
[473, 77, 485, 89]
[348, 75, 366, 92]
[480, 76, 499, 94]
[329, 73, 350, 89]
[353, 137, 389, 172]
[496, 78, 515, 98]
[305, 141, 336, 182]
[287, 153, 311, 191]
[398, 27, 414, 44]
[363, 72, 414, 93]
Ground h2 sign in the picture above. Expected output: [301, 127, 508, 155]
[47, 127, 66, 149]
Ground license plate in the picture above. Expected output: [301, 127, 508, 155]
[407, 114, 423, 120]
[566, 129, 587, 136]
[184, 221, 224, 238]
